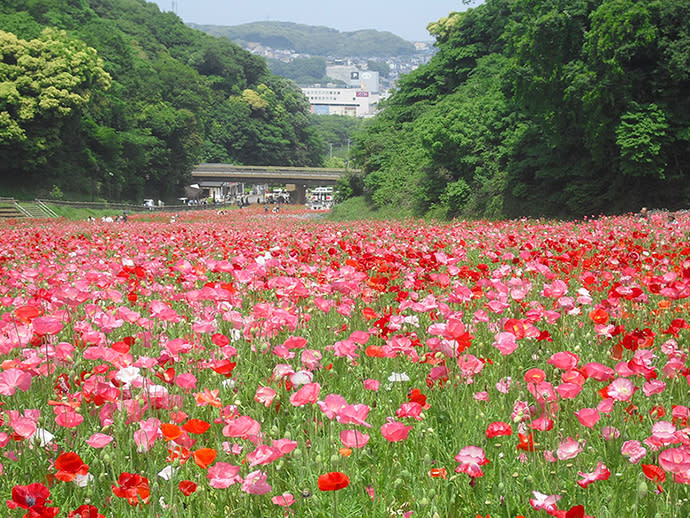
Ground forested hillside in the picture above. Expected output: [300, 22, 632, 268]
[0, 0, 324, 201]
[351, 0, 690, 218]
[190, 21, 417, 58]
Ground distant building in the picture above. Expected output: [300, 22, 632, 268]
[326, 65, 379, 93]
[302, 87, 379, 117]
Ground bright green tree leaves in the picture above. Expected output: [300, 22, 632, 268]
[0, 28, 110, 142]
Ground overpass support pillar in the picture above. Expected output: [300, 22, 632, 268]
[287, 184, 307, 205]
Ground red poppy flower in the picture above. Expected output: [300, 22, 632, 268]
[161, 423, 182, 441]
[54, 452, 89, 482]
[193, 448, 217, 469]
[111, 472, 150, 506]
[517, 433, 535, 452]
[317, 472, 350, 491]
[178, 480, 198, 496]
[8, 483, 51, 510]
[429, 467, 448, 479]
[183, 419, 211, 434]
[642, 464, 666, 483]
[67, 505, 105, 518]
[486, 421, 513, 439]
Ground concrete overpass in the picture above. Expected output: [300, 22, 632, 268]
[192, 163, 357, 204]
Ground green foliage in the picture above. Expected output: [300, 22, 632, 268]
[353, 0, 690, 219]
[191, 21, 417, 57]
[268, 56, 327, 85]
[0, 0, 323, 201]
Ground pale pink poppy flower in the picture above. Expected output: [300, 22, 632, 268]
[605, 378, 636, 401]
[547, 351, 579, 370]
[597, 398, 615, 414]
[493, 332, 518, 355]
[174, 373, 197, 391]
[86, 433, 113, 448]
[531, 416, 554, 432]
[577, 461, 611, 488]
[242, 470, 272, 495]
[271, 439, 297, 456]
[556, 383, 583, 399]
[495, 377, 513, 393]
[582, 362, 615, 381]
[529, 491, 561, 513]
[643, 379, 667, 397]
[32, 316, 63, 336]
[648, 421, 679, 447]
[363, 379, 380, 391]
[0, 368, 32, 396]
[247, 445, 279, 466]
[272, 493, 295, 507]
[473, 391, 490, 402]
[454, 445, 489, 477]
[54, 408, 83, 428]
[556, 437, 583, 461]
[254, 386, 277, 407]
[543, 450, 557, 462]
[222, 416, 261, 439]
[340, 429, 370, 448]
[207, 462, 242, 489]
[289, 382, 320, 406]
[575, 408, 601, 429]
[396, 402, 423, 420]
[380, 420, 412, 442]
[601, 426, 620, 441]
[318, 393, 348, 420]
[301, 349, 322, 370]
[621, 440, 647, 463]
[338, 404, 372, 427]
[659, 447, 690, 474]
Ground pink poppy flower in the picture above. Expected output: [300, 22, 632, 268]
[338, 404, 372, 427]
[380, 420, 412, 442]
[493, 332, 518, 355]
[621, 440, 647, 464]
[207, 462, 242, 488]
[363, 379, 380, 391]
[648, 421, 679, 447]
[454, 445, 489, 478]
[242, 470, 272, 495]
[577, 461, 611, 488]
[254, 386, 277, 407]
[289, 382, 320, 406]
[54, 408, 84, 428]
[222, 416, 261, 439]
[340, 429, 370, 448]
[575, 408, 601, 429]
[556, 382, 583, 399]
[485, 421, 512, 439]
[605, 378, 637, 401]
[643, 379, 667, 397]
[0, 368, 32, 396]
[272, 493, 295, 507]
[32, 316, 63, 336]
[86, 433, 114, 448]
[395, 402, 423, 421]
[556, 437, 583, 461]
[318, 393, 348, 420]
[547, 351, 579, 370]
[659, 447, 690, 474]
[529, 491, 561, 513]
[601, 426, 620, 441]
[247, 445, 279, 466]
[582, 362, 615, 381]
[531, 416, 554, 431]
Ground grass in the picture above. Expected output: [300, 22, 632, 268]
[328, 196, 414, 221]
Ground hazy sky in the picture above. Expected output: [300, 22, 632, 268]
[148, 0, 481, 42]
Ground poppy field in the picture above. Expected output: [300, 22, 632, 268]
[1, 208, 689, 518]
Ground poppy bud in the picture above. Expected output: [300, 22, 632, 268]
[637, 480, 648, 499]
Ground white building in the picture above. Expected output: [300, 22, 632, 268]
[302, 87, 379, 117]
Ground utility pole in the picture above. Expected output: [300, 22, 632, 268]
[329, 143, 333, 160]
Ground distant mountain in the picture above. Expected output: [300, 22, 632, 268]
[188, 21, 417, 57]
